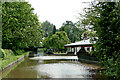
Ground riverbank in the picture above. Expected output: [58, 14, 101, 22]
[0, 51, 29, 71]
[0, 51, 29, 79]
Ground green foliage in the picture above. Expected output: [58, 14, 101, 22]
[81, 2, 120, 79]
[42, 37, 49, 49]
[43, 31, 70, 51]
[1, 49, 14, 59]
[0, 49, 29, 70]
[14, 49, 25, 55]
[41, 21, 55, 37]
[1, 51, 29, 70]
[0, 2, 1, 49]
[102, 57, 120, 79]
[0, 49, 5, 58]
[59, 21, 84, 42]
[53, 25, 56, 34]
[2, 2, 44, 50]
[81, 30, 97, 39]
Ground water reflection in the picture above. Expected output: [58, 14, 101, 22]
[36, 62, 95, 78]
[4, 56, 101, 78]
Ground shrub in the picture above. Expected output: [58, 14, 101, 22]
[15, 50, 25, 55]
[3, 49, 14, 59]
[0, 49, 6, 58]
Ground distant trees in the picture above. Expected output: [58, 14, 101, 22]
[59, 21, 84, 43]
[42, 20, 85, 52]
[41, 21, 56, 37]
[53, 25, 56, 34]
[81, 30, 97, 40]
[80, 2, 120, 79]
[2, 2, 44, 51]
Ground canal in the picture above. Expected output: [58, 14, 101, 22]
[2, 51, 106, 79]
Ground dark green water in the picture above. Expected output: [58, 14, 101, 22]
[2, 55, 104, 79]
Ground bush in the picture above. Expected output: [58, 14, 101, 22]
[0, 49, 5, 58]
[3, 49, 14, 59]
[15, 50, 25, 55]
[101, 57, 120, 79]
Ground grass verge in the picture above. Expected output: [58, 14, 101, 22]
[1, 52, 29, 70]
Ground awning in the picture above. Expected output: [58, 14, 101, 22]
[64, 39, 94, 47]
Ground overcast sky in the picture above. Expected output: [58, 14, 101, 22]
[26, 0, 91, 29]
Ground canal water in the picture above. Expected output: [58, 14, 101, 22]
[2, 51, 105, 79]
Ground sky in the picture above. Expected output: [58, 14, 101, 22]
[26, 0, 91, 29]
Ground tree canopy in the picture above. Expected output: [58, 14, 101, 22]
[43, 31, 70, 51]
[59, 21, 84, 43]
[41, 21, 56, 37]
[80, 2, 120, 79]
[81, 30, 97, 40]
[2, 2, 44, 50]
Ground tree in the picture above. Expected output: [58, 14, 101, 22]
[59, 21, 83, 43]
[53, 25, 56, 34]
[2, 2, 44, 51]
[0, 2, 2, 49]
[43, 31, 70, 51]
[41, 21, 55, 37]
[80, 2, 120, 79]
[81, 30, 97, 40]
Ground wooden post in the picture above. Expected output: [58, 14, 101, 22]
[74, 47, 75, 55]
